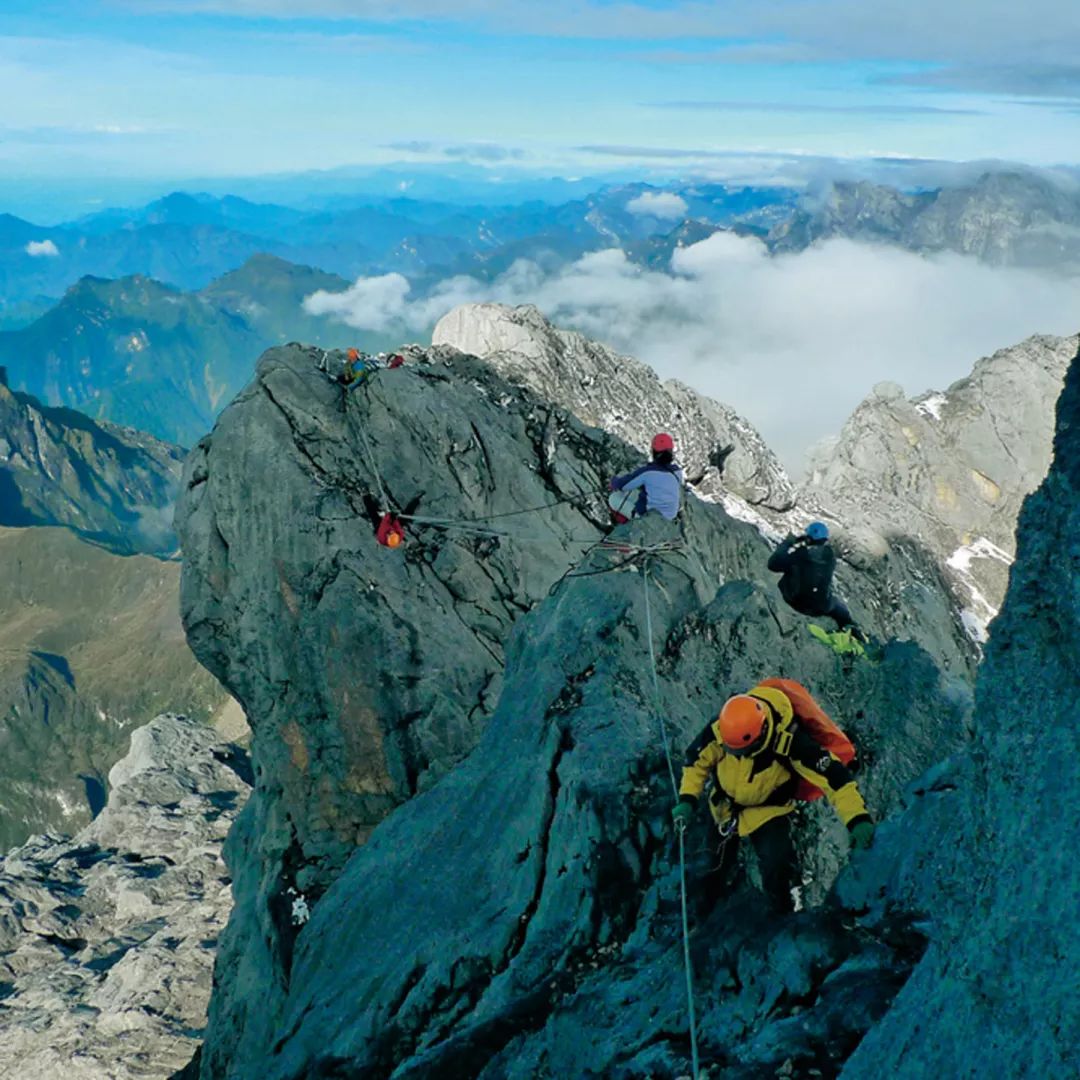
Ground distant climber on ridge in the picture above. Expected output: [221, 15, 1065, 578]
[338, 347, 379, 390]
[608, 433, 684, 523]
[768, 523, 867, 647]
[672, 677, 874, 911]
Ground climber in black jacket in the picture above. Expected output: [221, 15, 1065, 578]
[768, 522, 865, 641]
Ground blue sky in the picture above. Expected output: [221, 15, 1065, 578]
[1, 0, 1080, 179]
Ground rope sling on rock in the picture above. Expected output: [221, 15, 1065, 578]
[642, 560, 701, 1080]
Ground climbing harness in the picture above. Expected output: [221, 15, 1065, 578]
[641, 560, 701, 1080]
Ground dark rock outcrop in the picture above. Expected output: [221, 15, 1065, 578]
[176, 342, 977, 1078]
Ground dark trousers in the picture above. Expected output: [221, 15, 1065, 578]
[704, 815, 798, 912]
[789, 593, 865, 639]
[823, 596, 854, 632]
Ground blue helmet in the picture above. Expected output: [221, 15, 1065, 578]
[806, 521, 829, 542]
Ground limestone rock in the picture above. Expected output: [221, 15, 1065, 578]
[804, 333, 1078, 639]
[0, 714, 251, 1080]
[433, 302, 798, 513]
[838, 331, 1080, 1077]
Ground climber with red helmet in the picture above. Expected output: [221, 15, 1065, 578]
[768, 521, 866, 645]
[608, 432, 684, 523]
[671, 678, 874, 911]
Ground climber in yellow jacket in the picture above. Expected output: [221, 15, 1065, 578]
[671, 680, 874, 911]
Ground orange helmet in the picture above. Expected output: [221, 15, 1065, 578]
[386, 531, 402, 549]
[718, 695, 771, 754]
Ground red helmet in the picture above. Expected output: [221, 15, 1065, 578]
[652, 432, 675, 453]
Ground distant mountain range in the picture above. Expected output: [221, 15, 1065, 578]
[0, 183, 795, 319]
[0, 256, 358, 446]
[769, 170, 1080, 267]
[4, 168, 1080, 449]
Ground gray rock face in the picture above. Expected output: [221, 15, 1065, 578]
[176, 341, 639, 1070]
[175, 340, 979, 1078]
[433, 302, 798, 512]
[0, 714, 251, 1080]
[836, 347, 1080, 1076]
[771, 172, 1080, 269]
[0, 373, 182, 556]
[803, 334, 1078, 639]
[250, 509, 974, 1080]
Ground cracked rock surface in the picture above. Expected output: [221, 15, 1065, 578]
[804, 334, 1078, 638]
[836, 343, 1080, 1078]
[176, 341, 980, 1078]
[433, 302, 798, 513]
[0, 714, 251, 1080]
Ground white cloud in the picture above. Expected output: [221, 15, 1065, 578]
[304, 234, 1080, 468]
[304, 272, 413, 332]
[626, 191, 689, 219]
[25, 239, 59, 257]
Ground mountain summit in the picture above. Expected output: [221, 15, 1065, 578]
[175, 334, 976, 1078]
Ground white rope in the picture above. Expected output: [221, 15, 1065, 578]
[641, 562, 701, 1079]
[355, 416, 390, 513]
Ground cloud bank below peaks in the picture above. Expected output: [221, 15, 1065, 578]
[304, 233, 1080, 469]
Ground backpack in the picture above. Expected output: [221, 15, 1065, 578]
[757, 677, 855, 802]
[782, 544, 835, 613]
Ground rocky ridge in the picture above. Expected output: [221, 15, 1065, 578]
[176, 339, 977, 1078]
[835, 334, 1080, 1076]
[434, 304, 1074, 641]
[433, 302, 798, 514]
[770, 171, 1080, 269]
[0, 714, 251, 1080]
[0, 370, 182, 556]
[804, 333, 1078, 639]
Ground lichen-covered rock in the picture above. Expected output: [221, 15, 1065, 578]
[246, 513, 971, 1080]
[175, 342, 978, 1079]
[0, 714, 251, 1080]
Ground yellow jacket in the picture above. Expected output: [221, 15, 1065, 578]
[678, 684, 870, 836]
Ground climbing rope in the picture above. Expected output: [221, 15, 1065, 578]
[355, 417, 391, 513]
[641, 560, 701, 1080]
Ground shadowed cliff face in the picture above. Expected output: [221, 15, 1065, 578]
[176, 342, 980, 1079]
[0, 375, 182, 556]
[836, 351, 1080, 1077]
